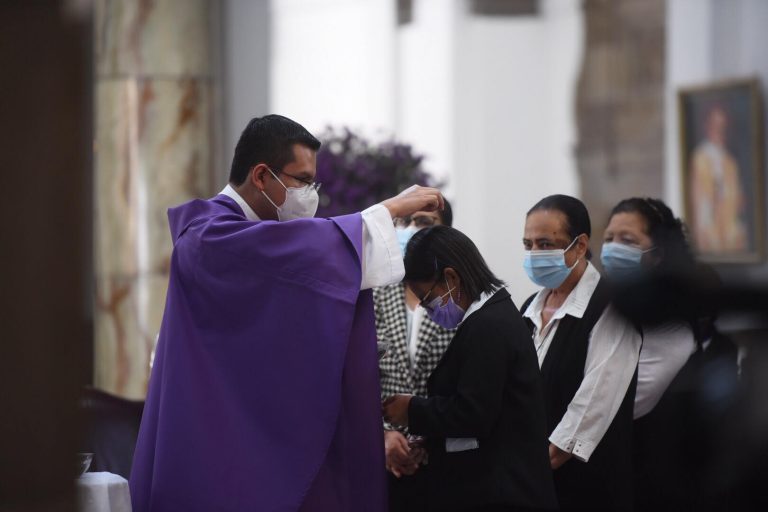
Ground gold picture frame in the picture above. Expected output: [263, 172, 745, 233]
[678, 77, 765, 263]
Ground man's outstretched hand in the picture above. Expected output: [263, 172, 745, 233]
[380, 185, 444, 219]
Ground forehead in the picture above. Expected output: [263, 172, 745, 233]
[412, 210, 441, 222]
[405, 280, 434, 296]
[605, 211, 649, 235]
[524, 209, 570, 239]
[283, 144, 317, 177]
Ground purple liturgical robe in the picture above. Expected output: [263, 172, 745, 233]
[129, 195, 387, 511]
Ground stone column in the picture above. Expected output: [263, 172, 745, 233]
[575, 0, 666, 253]
[94, 0, 218, 399]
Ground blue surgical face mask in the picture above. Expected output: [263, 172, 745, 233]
[523, 237, 580, 289]
[396, 226, 419, 256]
[601, 242, 654, 281]
[424, 278, 464, 329]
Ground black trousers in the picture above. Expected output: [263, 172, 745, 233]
[388, 470, 428, 512]
[389, 470, 551, 512]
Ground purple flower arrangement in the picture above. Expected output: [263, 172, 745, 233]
[315, 127, 441, 217]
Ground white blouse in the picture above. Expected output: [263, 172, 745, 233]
[633, 322, 697, 419]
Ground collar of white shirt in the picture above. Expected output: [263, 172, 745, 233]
[459, 286, 504, 326]
[522, 261, 601, 333]
[219, 184, 261, 221]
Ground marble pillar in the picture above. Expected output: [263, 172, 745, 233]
[576, 0, 665, 258]
[94, 0, 217, 399]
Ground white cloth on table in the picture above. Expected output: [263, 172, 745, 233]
[77, 472, 132, 512]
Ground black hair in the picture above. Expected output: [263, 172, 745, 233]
[229, 114, 321, 186]
[439, 197, 453, 227]
[608, 197, 694, 274]
[404, 225, 503, 302]
[527, 194, 592, 259]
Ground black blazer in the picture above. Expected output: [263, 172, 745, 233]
[408, 289, 557, 511]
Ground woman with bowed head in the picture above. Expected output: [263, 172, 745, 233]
[376, 199, 456, 512]
[382, 225, 557, 512]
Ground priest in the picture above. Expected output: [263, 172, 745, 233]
[129, 114, 444, 512]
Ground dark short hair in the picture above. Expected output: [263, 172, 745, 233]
[439, 197, 453, 227]
[404, 225, 503, 302]
[527, 194, 592, 258]
[229, 114, 321, 186]
[608, 197, 694, 273]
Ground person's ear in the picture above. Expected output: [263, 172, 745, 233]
[647, 247, 664, 267]
[249, 164, 269, 192]
[443, 267, 461, 293]
[575, 234, 589, 259]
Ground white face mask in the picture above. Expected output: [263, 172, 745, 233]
[261, 168, 319, 221]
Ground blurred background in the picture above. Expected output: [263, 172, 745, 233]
[1, 0, 767, 510]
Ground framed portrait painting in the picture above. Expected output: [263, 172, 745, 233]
[679, 78, 765, 263]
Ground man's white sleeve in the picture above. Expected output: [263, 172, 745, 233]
[360, 204, 404, 290]
[548, 305, 642, 462]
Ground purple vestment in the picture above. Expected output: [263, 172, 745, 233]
[129, 195, 387, 511]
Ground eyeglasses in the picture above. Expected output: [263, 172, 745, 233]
[394, 215, 437, 229]
[268, 166, 322, 192]
[419, 280, 440, 308]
